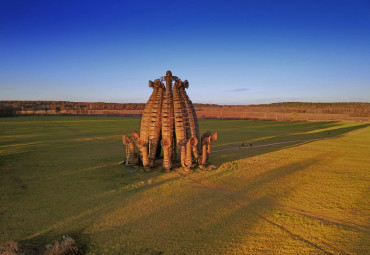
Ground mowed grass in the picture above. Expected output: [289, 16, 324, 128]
[0, 116, 369, 254]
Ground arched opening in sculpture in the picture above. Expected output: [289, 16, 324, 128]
[122, 70, 217, 171]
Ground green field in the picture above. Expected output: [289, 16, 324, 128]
[1, 116, 369, 254]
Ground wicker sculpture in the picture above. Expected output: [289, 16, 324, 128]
[122, 70, 217, 171]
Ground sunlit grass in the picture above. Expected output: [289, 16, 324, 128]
[0, 116, 369, 254]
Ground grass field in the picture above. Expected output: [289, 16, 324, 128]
[0, 116, 369, 254]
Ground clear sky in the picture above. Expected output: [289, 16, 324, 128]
[1, 0, 369, 105]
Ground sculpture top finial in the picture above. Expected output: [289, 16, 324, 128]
[154, 79, 164, 88]
[164, 70, 174, 84]
[159, 70, 178, 84]
[148, 80, 154, 88]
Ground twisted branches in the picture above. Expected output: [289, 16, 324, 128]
[121, 70, 217, 171]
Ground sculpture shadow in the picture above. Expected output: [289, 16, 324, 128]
[207, 123, 369, 166]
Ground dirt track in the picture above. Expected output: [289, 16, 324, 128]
[212, 137, 338, 153]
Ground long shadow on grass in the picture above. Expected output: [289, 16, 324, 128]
[24, 155, 368, 254]
[173, 159, 355, 254]
[207, 121, 342, 150]
[210, 123, 369, 165]
[78, 159, 338, 254]
[210, 121, 364, 147]
[21, 173, 181, 248]
[3, 119, 369, 253]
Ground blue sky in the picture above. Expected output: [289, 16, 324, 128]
[1, 0, 369, 104]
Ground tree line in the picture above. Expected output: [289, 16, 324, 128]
[0, 100, 369, 117]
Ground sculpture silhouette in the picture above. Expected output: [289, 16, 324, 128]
[122, 71, 217, 171]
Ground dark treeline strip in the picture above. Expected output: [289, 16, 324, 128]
[0, 100, 369, 117]
[0, 106, 17, 117]
[0, 100, 145, 112]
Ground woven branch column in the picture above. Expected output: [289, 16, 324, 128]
[148, 79, 164, 165]
[200, 132, 218, 167]
[140, 80, 157, 143]
[185, 137, 198, 170]
[121, 70, 217, 171]
[178, 80, 201, 161]
[122, 134, 136, 165]
[173, 80, 188, 168]
[161, 71, 175, 171]
[136, 81, 159, 168]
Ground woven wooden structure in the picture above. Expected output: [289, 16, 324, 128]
[122, 70, 217, 171]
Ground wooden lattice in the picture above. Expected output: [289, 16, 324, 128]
[122, 70, 217, 171]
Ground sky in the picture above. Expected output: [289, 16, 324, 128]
[0, 0, 369, 105]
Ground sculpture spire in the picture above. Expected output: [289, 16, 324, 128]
[121, 70, 217, 171]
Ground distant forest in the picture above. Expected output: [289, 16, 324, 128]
[0, 101, 146, 117]
[1, 101, 369, 120]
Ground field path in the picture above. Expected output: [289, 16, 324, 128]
[175, 126, 370, 254]
[213, 136, 339, 153]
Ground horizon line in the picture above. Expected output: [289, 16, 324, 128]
[1, 99, 369, 106]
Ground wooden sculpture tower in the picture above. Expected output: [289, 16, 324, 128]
[122, 70, 217, 171]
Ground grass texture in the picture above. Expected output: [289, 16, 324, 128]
[0, 116, 369, 254]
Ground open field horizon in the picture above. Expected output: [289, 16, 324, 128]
[1, 1, 369, 253]
[1, 116, 369, 254]
[2, 101, 370, 122]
